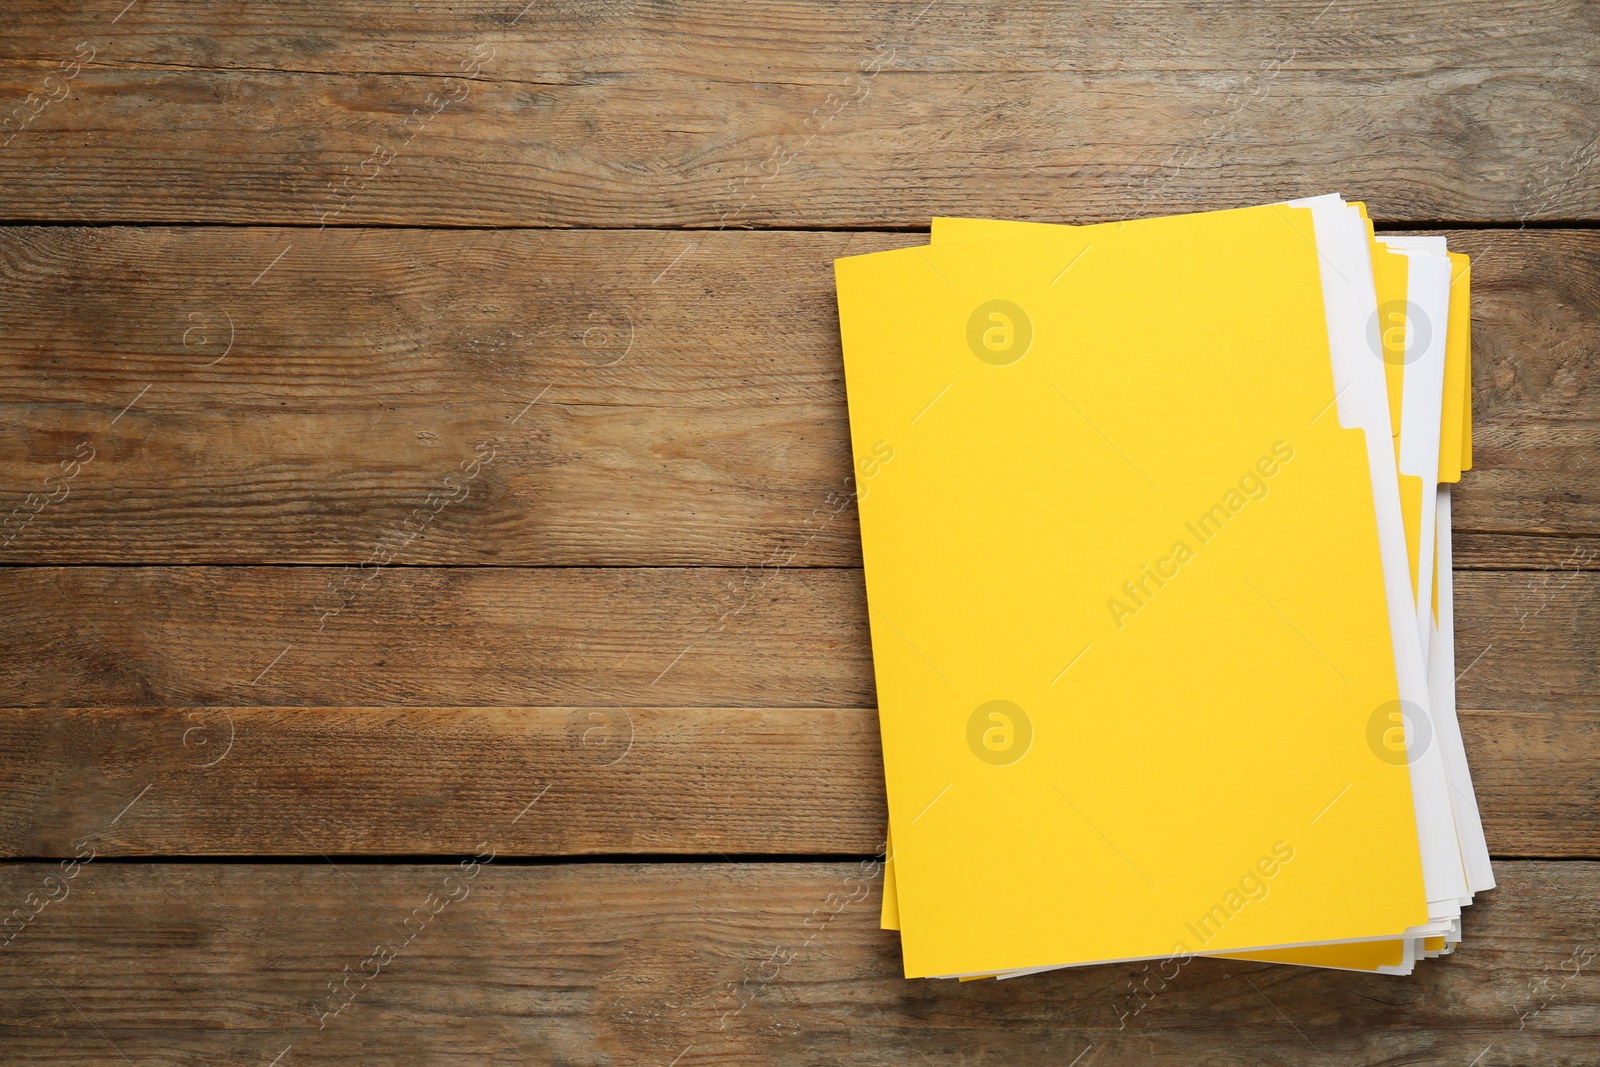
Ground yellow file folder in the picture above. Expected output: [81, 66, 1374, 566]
[838, 203, 1428, 978]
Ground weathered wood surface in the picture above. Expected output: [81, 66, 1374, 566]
[0, 226, 1595, 567]
[1, 2, 1598, 227]
[0, 704, 1593, 860]
[0, 860, 1595, 1066]
[0, 567, 1593, 712]
[0, 705, 888, 858]
[2, 2, 1596, 1061]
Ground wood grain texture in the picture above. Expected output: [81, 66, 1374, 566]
[0, 705, 888, 858]
[0, 226, 901, 568]
[1, 860, 1596, 1065]
[0, 565, 873, 710]
[0, 566, 1594, 712]
[0, 226, 1595, 566]
[1463, 708, 1600, 860]
[0, 704, 1592, 859]
[0, 2, 1593, 1063]
[1, 2, 1598, 226]
[0, 565, 1593, 860]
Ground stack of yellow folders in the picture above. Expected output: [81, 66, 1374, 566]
[834, 195, 1493, 980]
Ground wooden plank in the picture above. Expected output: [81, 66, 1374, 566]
[1462, 709, 1600, 860]
[1433, 229, 1600, 570]
[0, 704, 1593, 860]
[0, 705, 888, 859]
[1452, 533, 1600, 573]
[1, 226, 1595, 567]
[0, 859, 1595, 1064]
[0, 226, 898, 568]
[1, 2, 1598, 226]
[0, 565, 874, 710]
[0, 567, 1593, 712]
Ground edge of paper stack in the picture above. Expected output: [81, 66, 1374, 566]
[834, 194, 1492, 981]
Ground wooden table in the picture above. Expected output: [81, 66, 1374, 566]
[1, 2, 1596, 1063]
